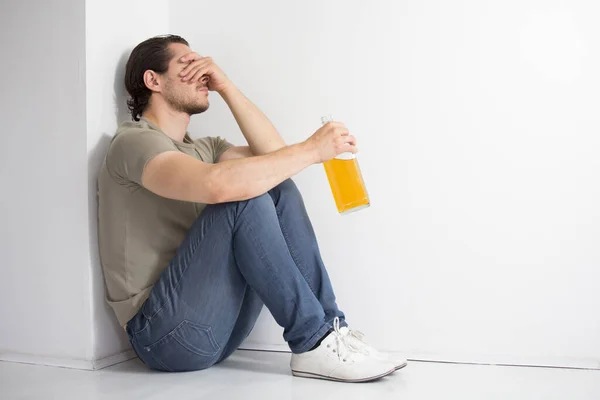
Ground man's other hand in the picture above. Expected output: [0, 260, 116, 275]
[179, 52, 232, 93]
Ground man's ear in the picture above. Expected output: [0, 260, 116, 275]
[143, 70, 162, 93]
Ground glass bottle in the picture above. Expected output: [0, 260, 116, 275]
[321, 115, 370, 214]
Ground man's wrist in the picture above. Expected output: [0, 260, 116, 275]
[217, 81, 238, 98]
[297, 140, 319, 165]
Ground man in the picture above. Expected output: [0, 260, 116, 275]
[98, 34, 406, 383]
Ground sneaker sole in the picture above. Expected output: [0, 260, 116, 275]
[394, 361, 408, 371]
[291, 368, 396, 383]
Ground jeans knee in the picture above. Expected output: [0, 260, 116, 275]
[278, 179, 299, 193]
[244, 192, 274, 210]
[202, 194, 272, 219]
[270, 179, 301, 201]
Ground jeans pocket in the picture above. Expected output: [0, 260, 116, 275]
[141, 320, 221, 372]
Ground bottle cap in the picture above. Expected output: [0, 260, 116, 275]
[321, 115, 334, 125]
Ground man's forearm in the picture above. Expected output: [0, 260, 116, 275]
[219, 85, 286, 155]
[207, 142, 315, 202]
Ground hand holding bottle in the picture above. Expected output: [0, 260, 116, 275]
[304, 121, 358, 164]
[318, 115, 370, 215]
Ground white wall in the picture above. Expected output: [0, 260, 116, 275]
[0, 0, 170, 369]
[171, 0, 600, 368]
[85, 0, 170, 363]
[0, 0, 91, 364]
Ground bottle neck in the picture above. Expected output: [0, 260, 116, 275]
[321, 115, 334, 125]
[321, 115, 355, 160]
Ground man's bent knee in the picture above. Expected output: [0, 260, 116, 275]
[270, 179, 302, 201]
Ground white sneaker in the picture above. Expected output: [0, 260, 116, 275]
[290, 318, 396, 383]
[339, 326, 408, 370]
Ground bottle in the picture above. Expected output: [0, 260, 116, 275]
[321, 115, 370, 215]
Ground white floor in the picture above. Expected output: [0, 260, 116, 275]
[1, 351, 599, 400]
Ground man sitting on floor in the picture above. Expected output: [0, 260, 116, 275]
[98, 34, 407, 382]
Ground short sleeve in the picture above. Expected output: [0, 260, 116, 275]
[211, 136, 234, 161]
[194, 136, 234, 163]
[106, 129, 176, 185]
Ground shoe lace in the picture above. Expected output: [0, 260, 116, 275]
[349, 329, 367, 343]
[329, 317, 359, 363]
[343, 328, 374, 355]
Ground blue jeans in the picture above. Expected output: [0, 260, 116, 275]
[126, 180, 346, 372]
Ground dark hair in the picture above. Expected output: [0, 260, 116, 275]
[124, 34, 189, 121]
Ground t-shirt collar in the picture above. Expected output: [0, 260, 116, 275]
[140, 116, 196, 148]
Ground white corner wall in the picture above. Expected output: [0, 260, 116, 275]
[85, 0, 170, 364]
[171, 0, 600, 369]
[0, 0, 92, 366]
[0, 0, 170, 369]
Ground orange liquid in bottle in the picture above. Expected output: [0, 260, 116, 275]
[323, 157, 370, 214]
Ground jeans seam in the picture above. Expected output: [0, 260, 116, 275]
[275, 207, 318, 295]
[144, 215, 224, 324]
[245, 213, 323, 353]
[146, 349, 173, 372]
[130, 314, 151, 337]
[244, 217, 282, 293]
[172, 326, 221, 357]
[143, 320, 221, 371]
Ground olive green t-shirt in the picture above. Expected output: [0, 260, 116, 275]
[98, 117, 233, 326]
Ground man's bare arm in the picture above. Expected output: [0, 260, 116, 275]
[142, 122, 356, 204]
[220, 85, 286, 155]
[218, 146, 252, 162]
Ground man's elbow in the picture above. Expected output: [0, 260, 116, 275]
[204, 177, 229, 204]
[204, 168, 243, 204]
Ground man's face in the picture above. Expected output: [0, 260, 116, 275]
[160, 43, 209, 115]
